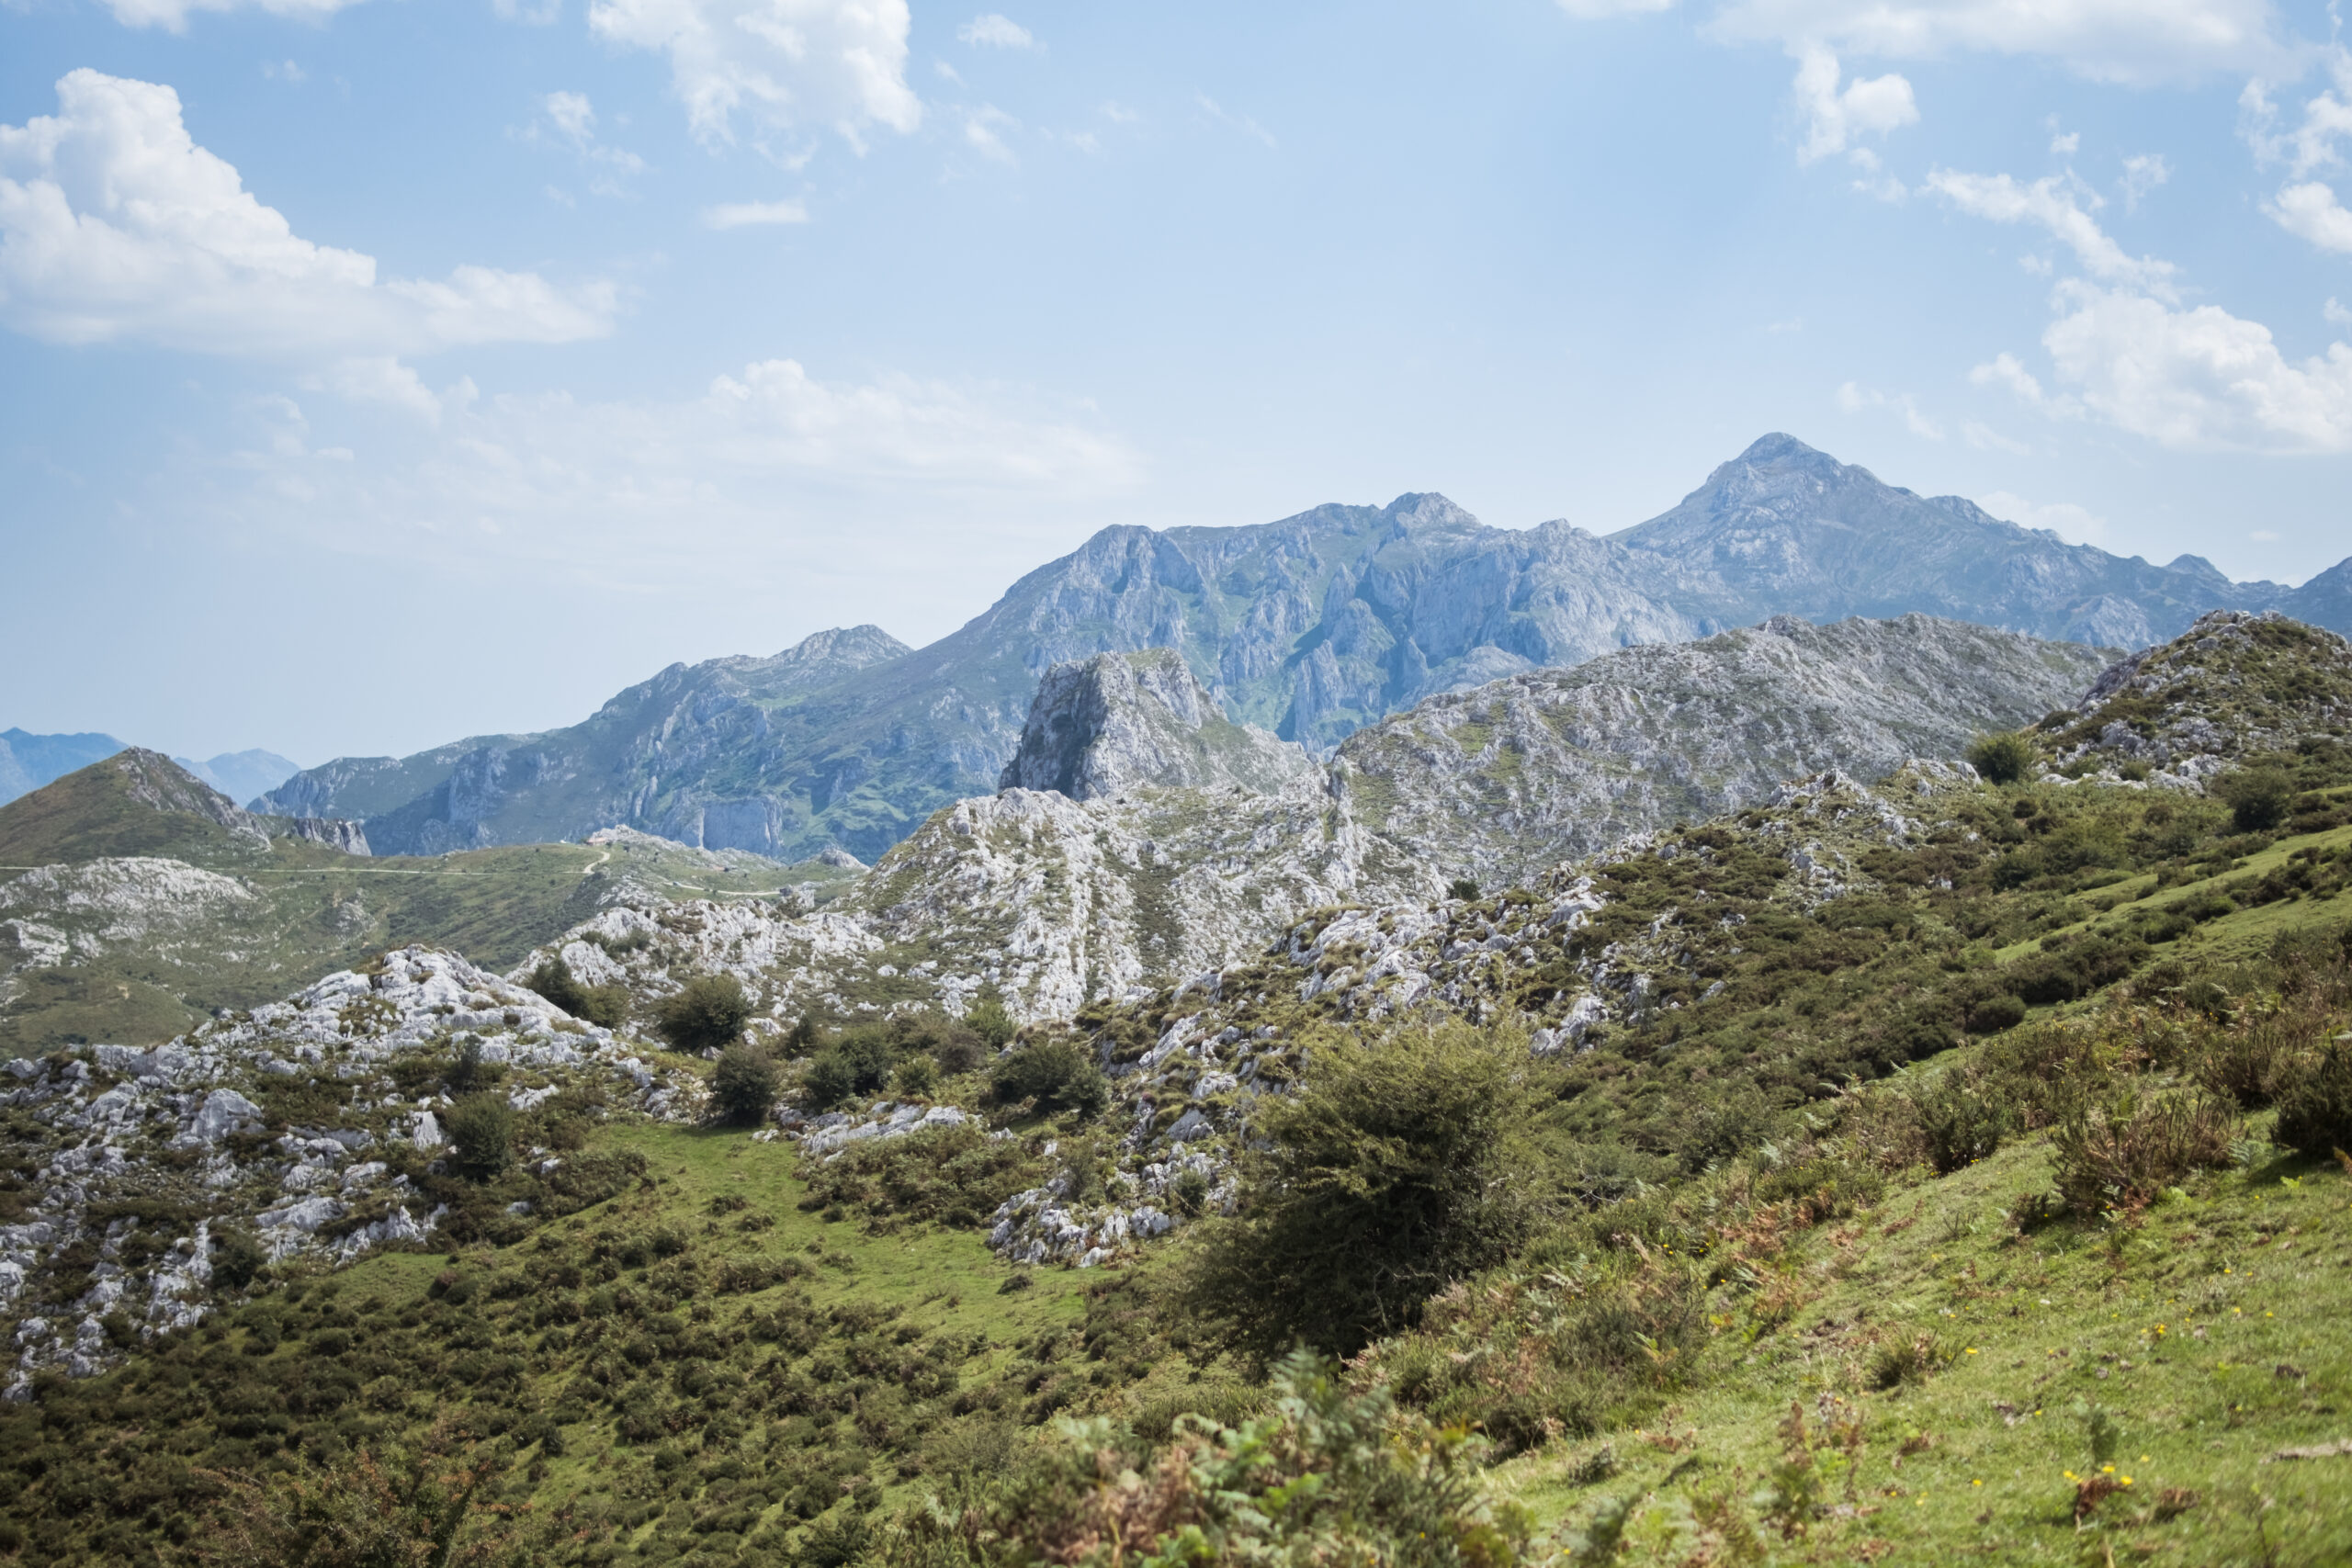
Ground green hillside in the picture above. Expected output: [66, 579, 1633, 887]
[5, 618, 2351, 1567]
[0, 754, 851, 1056]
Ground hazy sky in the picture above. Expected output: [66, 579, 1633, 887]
[5, 0, 2350, 764]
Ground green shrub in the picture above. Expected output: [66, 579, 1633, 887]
[523, 956, 625, 1027]
[878, 1351, 1528, 1568]
[803, 1029, 897, 1111]
[445, 1094, 516, 1180]
[2271, 1040, 2352, 1158]
[963, 988, 1015, 1053]
[1966, 731, 2034, 785]
[2052, 1089, 2235, 1213]
[710, 1043, 780, 1125]
[446, 1037, 503, 1094]
[1964, 993, 2028, 1035]
[1447, 877, 1481, 901]
[656, 976, 751, 1055]
[1905, 1073, 2017, 1174]
[209, 1228, 266, 1292]
[2214, 766, 2297, 833]
[1183, 1021, 1545, 1356]
[892, 1055, 937, 1099]
[985, 1038, 1107, 1121]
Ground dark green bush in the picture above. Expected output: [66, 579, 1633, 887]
[1447, 877, 1481, 901]
[963, 988, 1015, 1053]
[656, 976, 752, 1055]
[709, 1043, 780, 1126]
[803, 1029, 897, 1111]
[526, 955, 630, 1029]
[1966, 731, 2034, 785]
[1963, 993, 2028, 1035]
[445, 1094, 516, 1179]
[1905, 1072, 2017, 1174]
[2272, 1040, 2352, 1158]
[985, 1038, 1107, 1121]
[209, 1229, 266, 1292]
[1183, 1021, 1545, 1356]
[2215, 766, 2297, 833]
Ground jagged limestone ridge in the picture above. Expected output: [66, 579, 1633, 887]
[1336, 614, 2112, 890]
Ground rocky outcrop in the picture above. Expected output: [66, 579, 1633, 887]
[1338, 614, 2114, 889]
[998, 649, 1320, 801]
[0, 946, 705, 1393]
[265, 437, 2346, 866]
[2039, 611, 2352, 781]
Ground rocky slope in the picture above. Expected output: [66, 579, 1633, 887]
[499, 616, 2095, 1028]
[266, 436, 2346, 864]
[1337, 613, 2112, 889]
[0, 757, 848, 1057]
[2033, 609, 2352, 780]
[0, 945, 704, 1394]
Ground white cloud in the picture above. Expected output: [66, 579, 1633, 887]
[2250, 527, 2281, 540]
[262, 60, 307, 83]
[703, 198, 810, 227]
[1196, 95, 1277, 149]
[1978, 489, 2109, 545]
[586, 0, 921, 145]
[2040, 281, 2352, 453]
[962, 105, 1017, 163]
[1100, 101, 1139, 124]
[956, 13, 1035, 48]
[530, 91, 648, 194]
[1554, 0, 1675, 16]
[99, 0, 362, 32]
[2266, 180, 2352, 254]
[0, 70, 614, 362]
[2119, 152, 2170, 210]
[1792, 45, 1917, 163]
[220, 357, 1141, 574]
[311, 355, 445, 422]
[1969, 350, 2072, 413]
[2328, 298, 2352, 327]
[2050, 130, 2080, 155]
[1835, 379, 1944, 438]
[2241, 48, 2352, 176]
[1710, 0, 2289, 85]
[1925, 168, 2177, 297]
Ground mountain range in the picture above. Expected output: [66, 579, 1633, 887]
[0, 731, 300, 811]
[252, 433, 2350, 863]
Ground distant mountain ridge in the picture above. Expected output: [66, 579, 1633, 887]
[0, 729, 124, 807]
[265, 434, 2349, 862]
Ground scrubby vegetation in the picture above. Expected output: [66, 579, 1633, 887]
[8, 624, 2352, 1567]
[658, 977, 753, 1055]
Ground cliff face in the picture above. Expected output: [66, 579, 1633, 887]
[997, 649, 1321, 802]
[265, 435, 2343, 864]
[1337, 615, 2117, 889]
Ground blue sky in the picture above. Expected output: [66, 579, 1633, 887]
[4, 0, 2350, 764]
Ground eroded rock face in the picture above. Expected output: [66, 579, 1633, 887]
[999, 649, 1320, 802]
[1338, 614, 2114, 890]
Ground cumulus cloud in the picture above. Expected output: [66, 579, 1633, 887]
[703, 198, 810, 227]
[2038, 282, 2352, 453]
[1978, 490, 2109, 545]
[1925, 169, 2177, 297]
[2241, 49, 2352, 176]
[1711, 0, 2289, 84]
[962, 105, 1018, 163]
[0, 70, 615, 362]
[1792, 46, 1917, 162]
[2266, 180, 2352, 254]
[221, 356, 1141, 573]
[956, 13, 1035, 48]
[2328, 298, 2352, 327]
[586, 0, 921, 145]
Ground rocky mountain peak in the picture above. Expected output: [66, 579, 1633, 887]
[999, 649, 1320, 802]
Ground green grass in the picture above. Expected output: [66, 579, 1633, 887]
[1490, 1125, 2352, 1566]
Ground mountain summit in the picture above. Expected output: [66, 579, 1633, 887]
[263, 435, 2344, 863]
